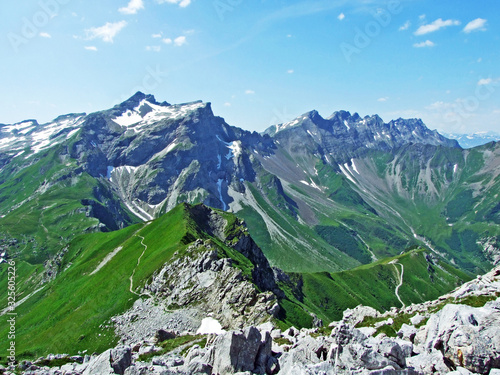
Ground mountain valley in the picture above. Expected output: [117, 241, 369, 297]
[1, 92, 500, 372]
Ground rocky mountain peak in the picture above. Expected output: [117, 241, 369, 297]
[116, 91, 163, 112]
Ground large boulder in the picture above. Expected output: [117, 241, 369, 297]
[342, 305, 380, 326]
[82, 346, 131, 375]
[210, 326, 275, 375]
[82, 350, 115, 375]
[111, 346, 132, 375]
[415, 300, 500, 374]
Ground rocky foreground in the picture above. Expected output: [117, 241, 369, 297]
[6, 266, 500, 375]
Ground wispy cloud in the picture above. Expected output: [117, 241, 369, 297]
[224, 102, 231, 107]
[156, 0, 191, 7]
[152, 33, 162, 38]
[146, 46, 161, 52]
[84, 46, 98, 51]
[119, 0, 144, 15]
[85, 21, 127, 43]
[413, 40, 435, 48]
[399, 21, 410, 31]
[414, 18, 460, 35]
[338, 13, 345, 21]
[40, 32, 51, 38]
[463, 18, 487, 33]
[378, 97, 388, 102]
[287, 69, 294, 74]
[245, 90, 255, 95]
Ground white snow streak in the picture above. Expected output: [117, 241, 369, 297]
[351, 159, 360, 174]
[339, 164, 357, 185]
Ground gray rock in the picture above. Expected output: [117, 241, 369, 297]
[375, 337, 406, 368]
[82, 350, 115, 375]
[154, 329, 176, 343]
[448, 367, 473, 375]
[410, 314, 426, 326]
[111, 346, 132, 375]
[406, 350, 451, 374]
[342, 305, 379, 326]
[397, 324, 417, 343]
[417, 302, 500, 373]
[211, 327, 263, 375]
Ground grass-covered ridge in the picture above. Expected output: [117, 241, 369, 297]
[285, 249, 471, 324]
[0, 204, 238, 359]
[0, 203, 286, 361]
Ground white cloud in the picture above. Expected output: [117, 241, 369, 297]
[287, 34, 292, 38]
[85, 21, 127, 43]
[156, 0, 191, 7]
[478, 78, 492, 86]
[163, 38, 172, 44]
[419, 14, 426, 21]
[338, 13, 345, 21]
[399, 21, 410, 31]
[84, 46, 98, 51]
[146, 46, 161, 52]
[174, 36, 187, 46]
[40, 32, 51, 38]
[119, 0, 144, 14]
[377, 97, 388, 102]
[245, 90, 255, 95]
[152, 33, 162, 38]
[463, 18, 487, 33]
[413, 40, 436, 48]
[426, 101, 453, 111]
[287, 69, 294, 74]
[414, 18, 460, 35]
[224, 102, 231, 107]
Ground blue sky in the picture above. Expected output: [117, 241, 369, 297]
[1, 0, 499, 134]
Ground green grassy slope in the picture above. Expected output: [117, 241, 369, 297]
[283, 249, 471, 324]
[0, 204, 192, 359]
[0, 203, 281, 360]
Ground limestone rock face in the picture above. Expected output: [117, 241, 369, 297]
[415, 300, 500, 374]
[211, 327, 265, 374]
[145, 239, 279, 331]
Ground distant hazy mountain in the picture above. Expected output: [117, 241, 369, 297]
[443, 131, 500, 149]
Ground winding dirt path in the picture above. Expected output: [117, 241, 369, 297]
[129, 227, 153, 297]
[390, 260, 405, 308]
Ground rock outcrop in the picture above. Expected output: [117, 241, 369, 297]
[113, 206, 282, 345]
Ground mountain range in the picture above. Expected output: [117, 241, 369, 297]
[443, 131, 500, 149]
[1, 92, 499, 363]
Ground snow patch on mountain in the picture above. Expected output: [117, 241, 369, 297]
[197, 317, 225, 335]
[0, 116, 84, 155]
[112, 100, 206, 130]
[351, 158, 360, 174]
[339, 164, 357, 185]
